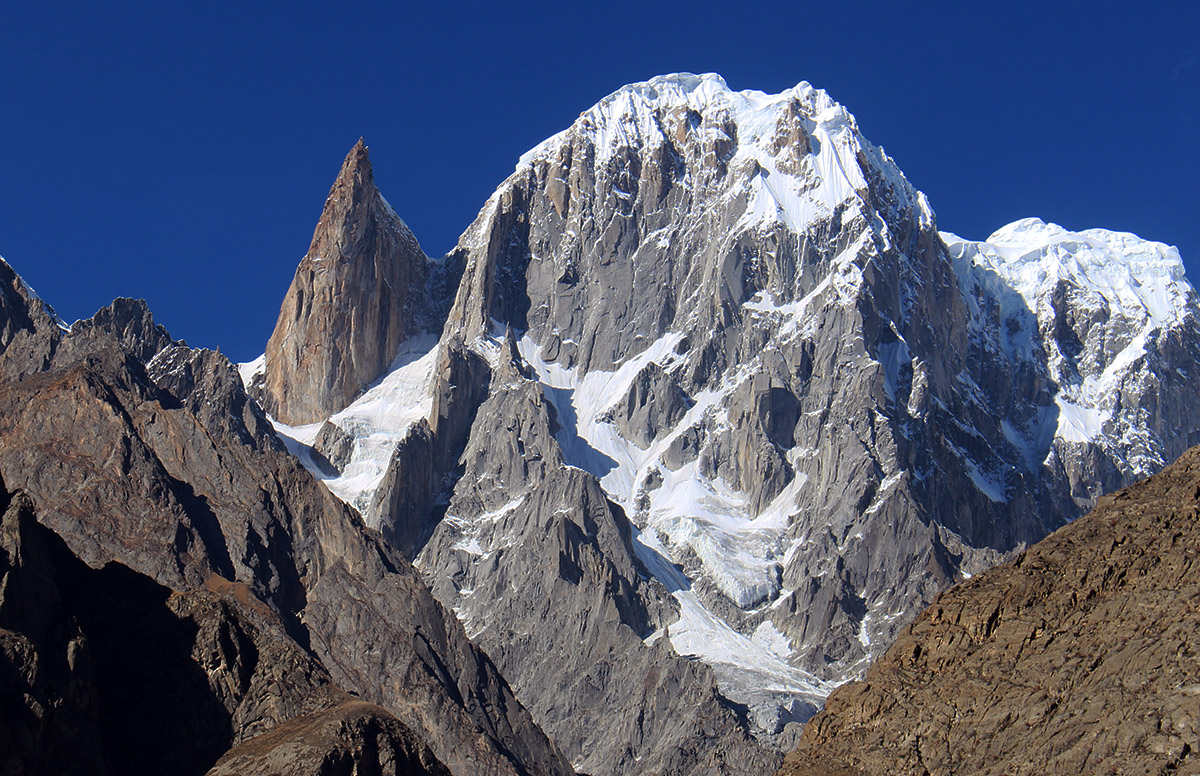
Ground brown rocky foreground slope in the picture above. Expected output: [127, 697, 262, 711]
[0, 483, 444, 776]
[782, 445, 1200, 776]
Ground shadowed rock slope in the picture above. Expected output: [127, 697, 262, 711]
[0, 256, 570, 776]
[781, 444, 1200, 776]
[0, 479, 450, 776]
[0, 482, 336, 775]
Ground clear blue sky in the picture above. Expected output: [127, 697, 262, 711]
[2, 1, 1197, 362]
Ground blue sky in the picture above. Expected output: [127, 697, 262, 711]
[2, 1, 1197, 362]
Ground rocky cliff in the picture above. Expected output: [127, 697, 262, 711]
[261, 139, 437, 425]
[256, 74, 1200, 773]
[207, 701, 452, 776]
[781, 443, 1200, 776]
[0, 482, 344, 775]
[416, 336, 778, 775]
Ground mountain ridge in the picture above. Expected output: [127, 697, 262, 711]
[1, 70, 1196, 776]
[0, 257, 573, 776]
[248, 72, 1200, 772]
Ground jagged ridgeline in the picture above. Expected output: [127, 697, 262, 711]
[1, 71, 1196, 776]
[243, 72, 1200, 773]
[0, 262, 571, 775]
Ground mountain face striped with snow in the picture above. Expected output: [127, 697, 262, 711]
[253, 74, 1200, 774]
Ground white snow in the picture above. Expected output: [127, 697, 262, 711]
[741, 232, 869, 341]
[669, 593, 830, 697]
[944, 220, 1196, 473]
[236, 354, 265, 389]
[270, 418, 325, 467]
[856, 617, 872, 649]
[518, 73, 932, 230]
[1055, 398, 1106, 444]
[447, 495, 527, 558]
[632, 527, 830, 715]
[968, 218, 1191, 330]
[269, 335, 441, 520]
[751, 620, 794, 658]
[944, 439, 1007, 503]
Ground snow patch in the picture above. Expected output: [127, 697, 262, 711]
[969, 218, 1192, 330]
[1055, 398, 1105, 444]
[751, 620, 793, 658]
[236, 354, 265, 389]
[269, 335, 440, 520]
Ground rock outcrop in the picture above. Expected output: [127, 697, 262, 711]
[208, 701, 451, 776]
[0, 482, 344, 776]
[781, 444, 1200, 776]
[262, 139, 432, 425]
[416, 341, 777, 775]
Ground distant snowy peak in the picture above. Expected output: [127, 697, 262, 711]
[944, 218, 1195, 330]
[945, 218, 1199, 481]
[518, 72, 932, 230]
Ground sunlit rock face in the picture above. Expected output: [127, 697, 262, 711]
[255, 74, 1200, 774]
[262, 139, 432, 426]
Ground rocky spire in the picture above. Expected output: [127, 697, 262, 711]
[263, 139, 428, 425]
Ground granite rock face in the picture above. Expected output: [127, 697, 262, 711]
[0, 258, 571, 776]
[260, 75, 1200, 773]
[262, 139, 433, 425]
[415, 342, 777, 776]
[782, 444, 1200, 776]
[420, 74, 1197, 733]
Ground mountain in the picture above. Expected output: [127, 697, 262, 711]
[781, 442, 1200, 775]
[253, 73, 1200, 772]
[258, 138, 446, 426]
[2, 70, 1195, 776]
[944, 219, 1200, 503]
[0, 258, 570, 776]
[0, 479, 445, 776]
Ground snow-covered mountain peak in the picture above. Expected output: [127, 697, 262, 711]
[589, 72, 835, 125]
[946, 218, 1194, 330]
[945, 219, 1198, 484]
[518, 72, 930, 234]
[520, 72, 823, 165]
[252, 75, 1200, 766]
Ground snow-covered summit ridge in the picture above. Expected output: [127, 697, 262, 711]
[518, 71, 932, 230]
[944, 218, 1194, 329]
